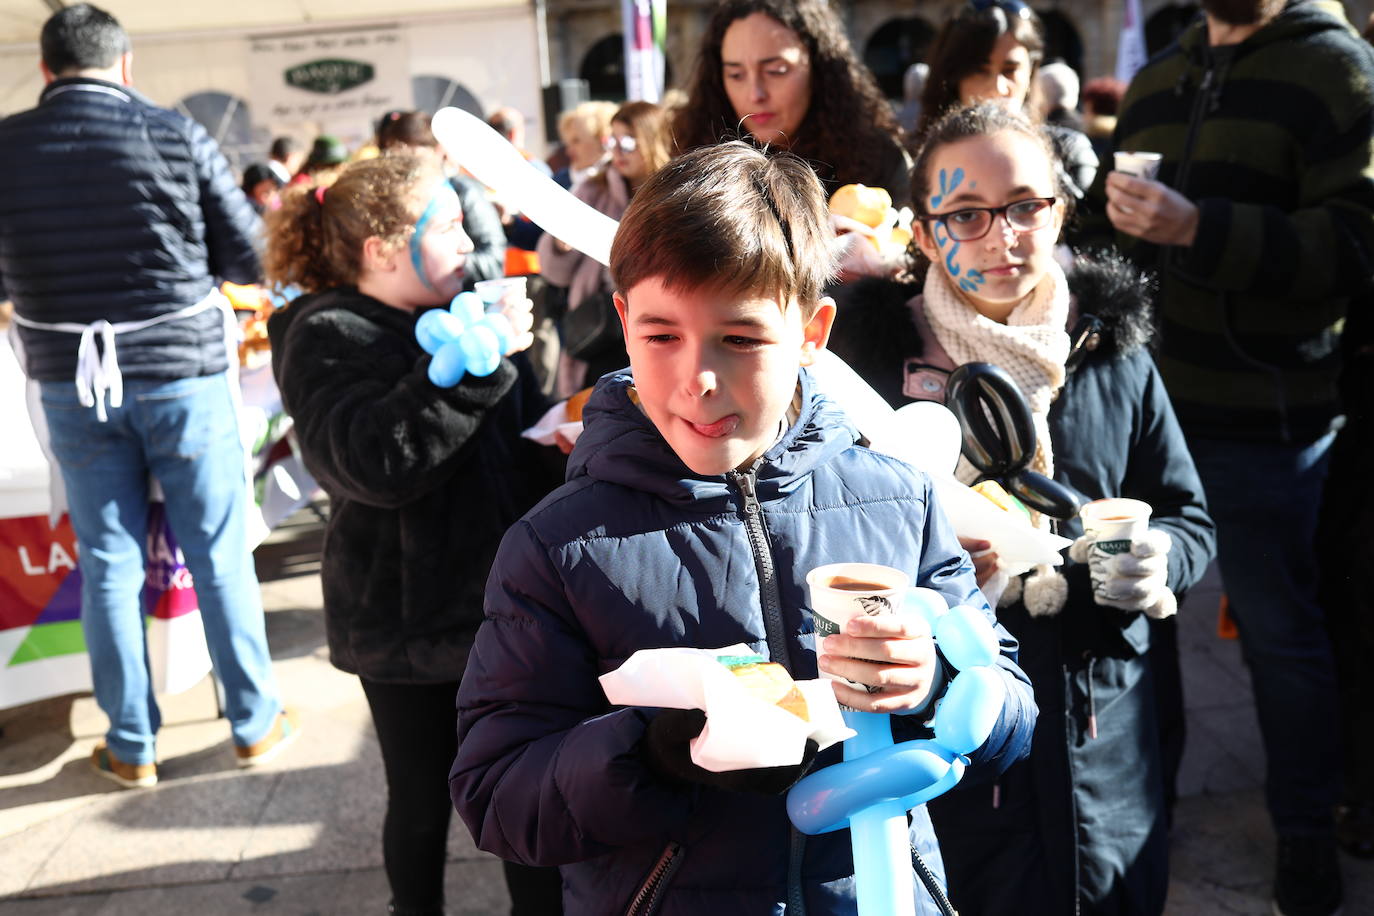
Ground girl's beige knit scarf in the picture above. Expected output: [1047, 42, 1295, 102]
[923, 259, 1072, 616]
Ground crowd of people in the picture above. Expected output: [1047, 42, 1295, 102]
[2, 1, 1373, 915]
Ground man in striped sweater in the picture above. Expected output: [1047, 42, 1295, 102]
[1105, 1, 1374, 914]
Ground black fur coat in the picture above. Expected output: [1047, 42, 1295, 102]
[268, 287, 561, 684]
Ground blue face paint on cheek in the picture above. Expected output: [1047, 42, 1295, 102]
[929, 165, 992, 293]
[928, 167, 965, 210]
[944, 239, 963, 278]
[409, 181, 460, 295]
[931, 167, 973, 278]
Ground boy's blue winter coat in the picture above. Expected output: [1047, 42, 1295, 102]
[450, 367, 1038, 915]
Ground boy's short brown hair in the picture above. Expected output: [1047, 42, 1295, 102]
[610, 142, 836, 317]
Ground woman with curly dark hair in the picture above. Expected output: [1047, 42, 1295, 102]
[671, 0, 911, 207]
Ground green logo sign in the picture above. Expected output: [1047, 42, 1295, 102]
[284, 58, 374, 95]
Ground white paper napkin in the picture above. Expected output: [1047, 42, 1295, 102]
[600, 644, 855, 772]
[522, 400, 583, 446]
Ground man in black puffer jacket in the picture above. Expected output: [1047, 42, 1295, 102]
[0, 4, 291, 788]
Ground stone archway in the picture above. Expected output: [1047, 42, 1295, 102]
[176, 91, 263, 175]
[1036, 9, 1084, 75]
[863, 16, 937, 100]
[579, 33, 676, 102]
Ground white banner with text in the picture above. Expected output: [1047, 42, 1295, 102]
[248, 27, 411, 128]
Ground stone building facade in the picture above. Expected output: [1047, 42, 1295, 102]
[545, 0, 1371, 107]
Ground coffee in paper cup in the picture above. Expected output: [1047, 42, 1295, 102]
[1079, 498, 1152, 602]
[806, 563, 910, 690]
[1113, 151, 1163, 181]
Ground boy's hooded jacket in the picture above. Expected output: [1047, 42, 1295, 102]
[267, 287, 557, 683]
[450, 368, 1038, 915]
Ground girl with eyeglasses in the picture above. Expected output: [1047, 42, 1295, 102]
[918, 0, 1098, 201]
[826, 103, 1215, 916]
[537, 100, 671, 395]
[671, 0, 910, 207]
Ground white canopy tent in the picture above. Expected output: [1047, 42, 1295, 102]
[0, 0, 549, 161]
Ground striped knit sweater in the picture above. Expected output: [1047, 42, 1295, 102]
[1113, 0, 1374, 443]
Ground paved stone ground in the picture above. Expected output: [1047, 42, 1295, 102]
[1, 511, 1370, 915]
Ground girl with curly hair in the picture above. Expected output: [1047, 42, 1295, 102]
[264, 154, 562, 916]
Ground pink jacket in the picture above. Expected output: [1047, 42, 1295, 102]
[535, 166, 631, 313]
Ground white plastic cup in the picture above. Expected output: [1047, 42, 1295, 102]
[1113, 151, 1163, 181]
[806, 562, 910, 691]
[1079, 498, 1153, 603]
[474, 276, 528, 308]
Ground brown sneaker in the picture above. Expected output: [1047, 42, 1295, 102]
[91, 744, 158, 789]
[234, 709, 301, 768]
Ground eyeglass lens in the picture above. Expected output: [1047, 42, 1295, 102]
[942, 199, 1052, 242]
[604, 136, 637, 153]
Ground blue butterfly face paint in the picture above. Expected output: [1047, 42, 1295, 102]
[929, 168, 986, 292]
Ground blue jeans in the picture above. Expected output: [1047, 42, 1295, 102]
[40, 372, 280, 765]
[1188, 434, 1341, 835]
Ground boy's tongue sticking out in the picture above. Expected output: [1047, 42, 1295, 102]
[612, 276, 835, 476]
[688, 415, 740, 439]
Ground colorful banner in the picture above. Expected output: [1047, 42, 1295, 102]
[1116, 0, 1149, 85]
[0, 324, 315, 711]
[0, 505, 209, 709]
[621, 0, 667, 103]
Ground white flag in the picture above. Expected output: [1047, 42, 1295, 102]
[621, 0, 667, 103]
[1116, 0, 1149, 84]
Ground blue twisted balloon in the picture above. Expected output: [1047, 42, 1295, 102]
[415, 291, 513, 387]
[787, 587, 1004, 915]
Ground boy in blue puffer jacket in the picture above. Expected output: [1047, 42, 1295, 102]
[450, 142, 1038, 915]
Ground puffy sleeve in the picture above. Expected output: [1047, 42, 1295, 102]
[450, 520, 696, 865]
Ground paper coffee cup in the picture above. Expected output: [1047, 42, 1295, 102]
[1113, 151, 1162, 181]
[806, 563, 910, 690]
[1079, 498, 1152, 602]
[474, 276, 528, 308]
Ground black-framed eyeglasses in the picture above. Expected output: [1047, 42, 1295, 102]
[604, 135, 638, 154]
[967, 0, 1033, 20]
[918, 197, 1056, 242]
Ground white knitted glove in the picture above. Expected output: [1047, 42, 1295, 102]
[1070, 528, 1177, 619]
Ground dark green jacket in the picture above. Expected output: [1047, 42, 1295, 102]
[1112, 0, 1374, 443]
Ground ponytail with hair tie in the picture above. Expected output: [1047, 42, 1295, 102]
[263, 153, 443, 297]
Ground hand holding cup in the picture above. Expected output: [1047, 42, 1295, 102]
[807, 563, 938, 713]
[1105, 153, 1200, 247]
[1072, 499, 1177, 619]
[474, 277, 535, 355]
